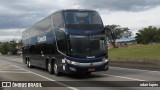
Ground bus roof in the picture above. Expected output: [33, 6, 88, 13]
[23, 9, 97, 34]
[50, 9, 96, 14]
[62, 9, 96, 12]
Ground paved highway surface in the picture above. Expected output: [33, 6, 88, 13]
[0, 56, 160, 90]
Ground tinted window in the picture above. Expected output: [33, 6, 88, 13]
[56, 31, 67, 54]
[64, 11, 103, 30]
[64, 11, 102, 24]
[52, 12, 67, 54]
[69, 35, 107, 58]
[52, 12, 64, 29]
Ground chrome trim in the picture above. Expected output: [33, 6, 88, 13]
[77, 60, 108, 67]
[66, 58, 108, 67]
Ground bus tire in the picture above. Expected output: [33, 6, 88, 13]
[53, 61, 61, 76]
[27, 59, 32, 68]
[25, 57, 28, 65]
[47, 60, 54, 74]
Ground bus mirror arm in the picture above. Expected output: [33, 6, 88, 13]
[104, 27, 116, 40]
[59, 28, 65, 32]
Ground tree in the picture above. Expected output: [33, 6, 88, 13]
[135, 26, 159, 44]
[105, 25, 132, 48]
[0, 43, 8, 55]
[154, 28, 160, 43]
[8, 41, 17, 54]
[0, 41, 17, 55]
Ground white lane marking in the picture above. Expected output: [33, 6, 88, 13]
[101, 74, 146, 81]
[14, 65, 79, 90]
[0, 61, 78, 90]
[0, 65, 30, 73]
[1, 65, 16, 69]
[110, 67, 160, 73]
[0, 71, 31, 73]
[0, 69, 24, 70]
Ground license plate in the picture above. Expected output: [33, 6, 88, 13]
[88, 68, 95, 71]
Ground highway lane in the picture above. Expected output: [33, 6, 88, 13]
[0, 56, 160, 90]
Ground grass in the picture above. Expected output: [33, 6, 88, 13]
[108, 43, 160, 59]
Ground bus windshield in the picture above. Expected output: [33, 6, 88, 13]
[68, 35, 107, 58]
[64, 11, 103, 30]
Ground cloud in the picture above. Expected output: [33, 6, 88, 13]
[0, 0, 77, 29]
[101, 6, 160, 33]
[0, 0, 160, 41]
[0, 0, 160, 29]
[75, 0, 160, 11]
[99, 5, 160, 37]
[0, 36, 21, 42]
[0, 12, 44, 29]
[0, 29, 24, 42]
[0, 29, 24, 36]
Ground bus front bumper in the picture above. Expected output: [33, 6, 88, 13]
[65, 59, 109, 74]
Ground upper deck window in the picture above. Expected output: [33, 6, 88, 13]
[64, 11, 102, 25]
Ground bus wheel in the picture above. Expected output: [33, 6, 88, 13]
[26, 60, 29, 66]
[48, 60, 53, 74]
[27, 60, 32, 68]
[53, 61, 61, 76]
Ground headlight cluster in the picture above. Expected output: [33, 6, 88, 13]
[102, 58, 108, 63]
[65, 58, 108, 66]
[65, 58, 79, 65]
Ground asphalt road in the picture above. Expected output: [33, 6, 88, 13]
[0, 55, 160, 90]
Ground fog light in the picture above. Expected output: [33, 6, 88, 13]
[69, 67, 76, 71]
[104, 65, 108, 69]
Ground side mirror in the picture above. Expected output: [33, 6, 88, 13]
[104, 27, 116, 39]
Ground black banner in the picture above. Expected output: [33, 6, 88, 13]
[0, 81, 160, 87]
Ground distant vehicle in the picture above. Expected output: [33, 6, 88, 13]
[22, 9, 114, 75]
[17, 50, 22, 55]
[7, 52, 13, 55]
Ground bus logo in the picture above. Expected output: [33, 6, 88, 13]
[87, 56, 95, 58]
[37, 36, 46, 43]
[2, 82, 11, 87]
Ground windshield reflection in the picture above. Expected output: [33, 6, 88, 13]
[64, 11, 102, 24]
[64, 11, 103, 30]
[68, 35, 107, 58]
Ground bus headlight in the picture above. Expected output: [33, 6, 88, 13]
[102, 58, 108, 63]
[70, 61, 78, 65]
[65, 58, 79, 65]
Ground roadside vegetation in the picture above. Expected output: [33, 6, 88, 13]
[107, 25, 160, 59]
[109, 43, 160, 59]
[0, 40, 21, 55]
[135, 26, 160, 44]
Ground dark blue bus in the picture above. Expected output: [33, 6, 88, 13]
[22, 9, 111, 76]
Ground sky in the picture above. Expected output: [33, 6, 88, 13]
[0, 0, 160, 42]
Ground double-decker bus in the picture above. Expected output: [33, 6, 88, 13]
[22, 9, 113, 75]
